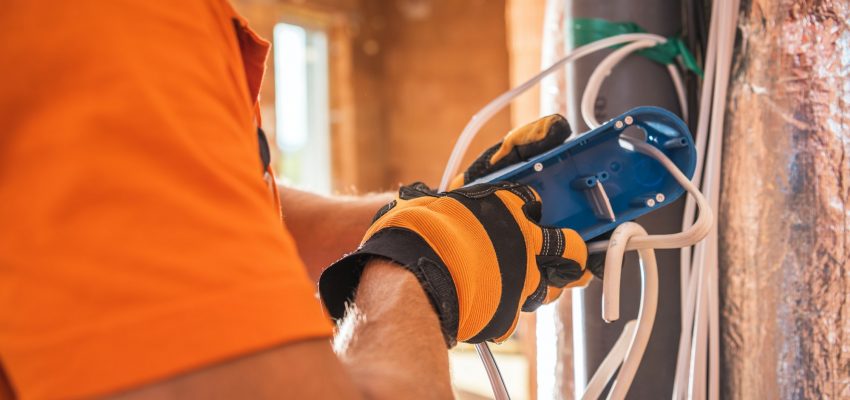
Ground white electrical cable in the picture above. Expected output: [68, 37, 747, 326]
[581, 41, 689, 129]
[439, 31, 713, 400]
[476, 338, 511, 400]
[576, 38, 715, 254]
[578, 50, 709, 255]
[585, 136, 713, 254]
[672, 0, 720, 392]
[582, 320, 638, 400]
[673, 0, 739, 398]
[580, 134, 712, 400]
[695, 0, 737, 396]
[439, 32, 676, 193]
[533, 12, 733, 400]
[582, 40, 658, 128]
[673, 1, 721, 390]
[555, 50, 716, 395]
[578, 135, 711, 400]
[601, 223, 658, 400]
[435, 34, 667, 400]
[459, 132, 709, 400]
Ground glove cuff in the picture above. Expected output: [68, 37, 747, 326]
[319, 227, 460, 347]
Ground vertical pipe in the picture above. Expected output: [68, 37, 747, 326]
[548, 0, 686, 398]
[720, 0, 850, 398]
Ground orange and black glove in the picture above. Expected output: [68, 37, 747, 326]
[450, 113, 605, 279]
[319, 181, 589, 346]
[319, 115, 593, 346]
[449, 114, 573, 189]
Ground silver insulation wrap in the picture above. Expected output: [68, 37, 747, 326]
[721, 0, 850, 398]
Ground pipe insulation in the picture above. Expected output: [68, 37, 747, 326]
[720, 0, 850, 398]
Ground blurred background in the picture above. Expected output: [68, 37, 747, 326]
[231, 0, 546, 399]
[232, 0, 541, 195]
[232, 0, 850, 398]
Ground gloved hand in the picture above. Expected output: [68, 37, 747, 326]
[451, 113, 606, 279]
[319, 115, 593, 345]
[319, 181, 588, 346]
[449, 114, 573, 189]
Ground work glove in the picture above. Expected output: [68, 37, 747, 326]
[451, 113, 604, 280]
[449, 114, 573, 189]
[319, 115, 595, 346]
[319, 181, 589, 346]
[451, 114, 605, 280]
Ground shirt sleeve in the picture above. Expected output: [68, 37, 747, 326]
[0, 2, 332, 399]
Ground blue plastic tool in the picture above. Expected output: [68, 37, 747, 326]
[470, 106, 696, 240]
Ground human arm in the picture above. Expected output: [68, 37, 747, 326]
[110, 259, 451, 400]
[1, 3, 583, 399]
[279, 186, 394, 282]
[0, 3, 446, 398]
[281, 113, 577, 283]
[112, 178, 592, 400]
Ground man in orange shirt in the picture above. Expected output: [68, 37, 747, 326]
[0, 1, 589, 399]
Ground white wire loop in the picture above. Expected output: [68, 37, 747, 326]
[439, 31, 713, 400]
[581, 40, 688, 129]
[438, 32, 678, 193]
[600, 222, 658, 400]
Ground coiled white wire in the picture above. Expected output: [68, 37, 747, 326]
[439, 33, 707, 253]
[672, 0, 739, 398]
[438, 32, 681, 192]
[439, 30, 715, 400]
[581, 41, 689, 128]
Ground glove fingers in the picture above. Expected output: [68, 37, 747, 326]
[489, 114, 571, 167]
[521, 198, 543, 223]
[450, 143, 502, 190]
[536, 269, 593, 308]
[371, 199, 398, 223]
[584, 230, 611, 280]
[537, 227, 586, 265]
[536, 227, 589, 288]
[452, 115, 572, 188]
[557, 227, 587, 268]
[586, 252, 606, 280]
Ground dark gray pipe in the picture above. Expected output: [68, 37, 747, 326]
[557, 1, 687, 398]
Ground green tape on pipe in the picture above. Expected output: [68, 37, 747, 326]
[570, 18, 703, 77]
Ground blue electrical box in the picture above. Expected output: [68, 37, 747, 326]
[471, 106, 696, 240]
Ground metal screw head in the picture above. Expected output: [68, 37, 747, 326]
[615, 120, 625, 129]
[645, 198, 656, 207]
[624, 116, 634, 125]
[533, 162, 544, 172]
[655, 193, 666, 203]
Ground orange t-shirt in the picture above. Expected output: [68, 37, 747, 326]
[0, 1, 332, 399]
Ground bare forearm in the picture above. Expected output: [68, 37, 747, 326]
[335, 260, 453, 399]
[279, 186, 393, 281]
[108, 260, 452, 400]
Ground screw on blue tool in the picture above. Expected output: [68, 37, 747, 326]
[470, 106, 696, 240]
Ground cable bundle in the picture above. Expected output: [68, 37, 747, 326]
[439, 2, 738, 397]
